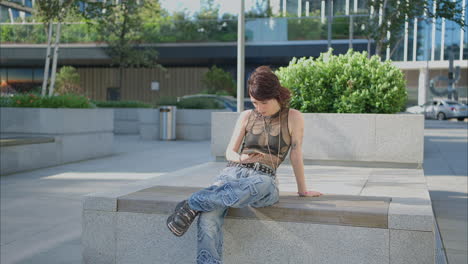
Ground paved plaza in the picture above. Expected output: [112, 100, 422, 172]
[0, 120, 467, 264]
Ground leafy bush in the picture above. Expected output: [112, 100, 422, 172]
[276, 49, 407, 113]
[176, 97, 224, 109]
[93, 100, 151, 108]
[201, 66, 236, 96]
[154, 96, 224, 109]
[155, 96, 178, 107]
[55, 66, 83, 95]
[1, 94, 93, 108]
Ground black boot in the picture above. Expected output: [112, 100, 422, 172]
[167, 200, 199, 237]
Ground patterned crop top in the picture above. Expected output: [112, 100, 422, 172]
[240, 108, 291, 169]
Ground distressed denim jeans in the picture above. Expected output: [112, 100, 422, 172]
[187, 165, 279, 264]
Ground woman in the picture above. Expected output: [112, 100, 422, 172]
[167, 66, 322, 264]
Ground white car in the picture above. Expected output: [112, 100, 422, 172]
[407, 100, 468, 120]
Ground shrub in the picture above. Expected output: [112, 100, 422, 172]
[1, 94, 93, 108]
[55, 66, 83, 95]
[155, 96, 178, 107]
[201, 66, 236, 96]
[154, 96, 224, 109]
[276, 49, 407, 114]
[177, 97, 224, 109]
[93, 100, 152, 108]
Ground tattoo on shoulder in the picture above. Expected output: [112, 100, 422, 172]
[291, 142, 298, 149]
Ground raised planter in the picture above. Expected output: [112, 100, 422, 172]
[212, 112, 425, 167]
[0, 107, 113, 175]
[138, 108, 159, 140]
[138, 109, 226, 141]
[113, 108, 145, 135]
[176, 109, 225, 140]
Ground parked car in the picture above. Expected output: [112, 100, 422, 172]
[408, 99, 468, 120]
[181, 94, 254, 111]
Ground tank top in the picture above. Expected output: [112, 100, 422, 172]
[240, 108, 291, 169]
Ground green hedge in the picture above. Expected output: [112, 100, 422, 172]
[177, 97, 224, 109]
[93, 100, 152, 108]
[155, 96, 225, 109]
[0, 94, 94, 108]
[276, 50, 407, 114]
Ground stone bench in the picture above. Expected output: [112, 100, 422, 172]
[82, 162, 435, 264]
[0, 136, 56, 175]
[0, 107, 114, 175]
[0, 136, 55, 147]
[118, 186, 391, 228]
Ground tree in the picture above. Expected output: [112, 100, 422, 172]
[363, 0, 465, 58]
[55, 66, 83, 95]
[35, 0, 77, 96]
[85, 0, 162, 94]
[201, 66, 236, 96]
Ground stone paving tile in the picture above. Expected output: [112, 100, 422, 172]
[445, 249, 468, 264]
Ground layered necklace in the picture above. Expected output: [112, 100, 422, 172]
[261, 108, 282, 169]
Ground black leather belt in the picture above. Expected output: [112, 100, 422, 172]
[227, 161, 276, 176]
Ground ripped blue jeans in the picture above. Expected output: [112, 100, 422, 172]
[188, 165, 279, 264]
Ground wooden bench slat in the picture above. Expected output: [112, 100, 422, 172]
[117, 185, 391, 229]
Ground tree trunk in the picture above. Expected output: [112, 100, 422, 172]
[41, 23, 53, 96]
[375, 41, 382, 57]
[48, 22, 62, 96]
[367, 37, 372, 57]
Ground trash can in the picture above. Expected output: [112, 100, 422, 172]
[159, 106, 177, 140]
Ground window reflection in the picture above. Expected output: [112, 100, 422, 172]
[0, 68, 43, 94]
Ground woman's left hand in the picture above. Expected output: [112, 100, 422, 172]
[298, 190, 323, 197]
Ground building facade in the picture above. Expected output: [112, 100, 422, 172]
[1, 0, 467, 105]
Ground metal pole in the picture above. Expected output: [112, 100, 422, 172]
[460, 0, 466, 60]
[237, 0, 245, 112]
[349, 15, 353, 49]
[327, 0, 333, 49]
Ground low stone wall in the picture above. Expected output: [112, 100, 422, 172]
[212, 113, 425, 167]
[136, 108, 225, 140]
[0, 107, 113, 175]
[113, 108, 143, 135]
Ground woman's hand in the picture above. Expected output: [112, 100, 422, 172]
[297, 190, 323, 197]
[239, 153, 264, 164]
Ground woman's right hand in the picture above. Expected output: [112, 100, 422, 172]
[239, 153, 264, 164]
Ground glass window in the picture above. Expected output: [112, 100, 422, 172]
[7, 68, 35, 93]
[33, 68, 44, 82]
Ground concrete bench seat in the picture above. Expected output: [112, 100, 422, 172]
[118, 185, 391, 229]
[0, 135, 58, 175]
[83, 161, 435, 264]
[0, 136, 55, 147]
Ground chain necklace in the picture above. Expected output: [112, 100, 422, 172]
[262, 108, 281, 170]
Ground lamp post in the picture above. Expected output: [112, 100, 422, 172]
[237, 0, 245, 112]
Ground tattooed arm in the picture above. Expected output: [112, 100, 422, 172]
[289, 109, 322, 197]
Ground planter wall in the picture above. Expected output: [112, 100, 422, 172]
[0, 107, 114, 174]
[114, 108, 144, 134]
[212, 112, 425, 167]
[136, 109, 226, 141]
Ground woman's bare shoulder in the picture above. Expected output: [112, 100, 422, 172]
[288, 108, 303, 121]
[238, 109, 253, 125]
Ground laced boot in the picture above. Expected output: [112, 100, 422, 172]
[166, 200, 199, 237]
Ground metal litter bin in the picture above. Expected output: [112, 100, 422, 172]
[159, 106, 176, 140]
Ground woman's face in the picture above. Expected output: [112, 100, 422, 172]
[250, 96, 281, 117]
